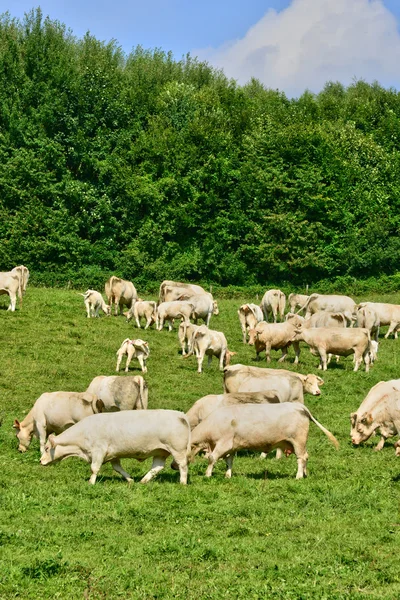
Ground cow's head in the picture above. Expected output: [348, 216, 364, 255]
[303, 374, 324, 396]
[248, 328, 258, 346]
[13, 419, 32, 452]
[80, 393, 104, 414]
[350, 411, 375, 445]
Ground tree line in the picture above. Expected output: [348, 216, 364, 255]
[0, 9, 399, 292]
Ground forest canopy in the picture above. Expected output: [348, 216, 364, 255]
[0, 9, 400, 290]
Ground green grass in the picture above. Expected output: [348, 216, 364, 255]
[1, 288, 400, 599]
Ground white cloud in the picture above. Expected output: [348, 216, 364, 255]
[194, 0, 400, 97]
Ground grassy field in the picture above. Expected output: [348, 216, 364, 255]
[1, 287, 400, 599]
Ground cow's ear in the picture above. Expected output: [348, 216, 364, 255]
[48, 434, 56, 448]
[317, 376, 324, 385]
[350, 412, 356, 425]
[96, 399, 105, 413]
[361, 413, 373, 426]
[13, 419, 20, 429]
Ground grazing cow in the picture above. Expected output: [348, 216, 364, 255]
[357, 302, 400, 339]
[40, 410, 191, 485]
[126, 300, 157, 329]
[159, 281, 207, 304]
[105, 276, 137, 316]
[288, 293, 309, 314]
[0, 271, 22, 311]
[178, 321, 202, 356]
[116, 338, 149, 373]
[295, 327, 371, 371]
[13, 392, 104, 454]
[356, 304, 380, 342]
[189, 325, 235, 373]
[350, 380, 400, 451]
[238, 304, 264, 343]
[157, 301, 194, 331]
[86, 375, 148, 411]
[81, 290, 110, 318]
[223, 364, 324, 401]
[190, 402, 339, 479]
[186, 391, 280, 429]
[260, 289, 286, 322]
[187, 293, 219, 326]
[248, 321, 301, 363]
[297, 294, 356, 326]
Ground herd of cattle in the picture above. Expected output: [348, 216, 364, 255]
[3, 268, 400, 485]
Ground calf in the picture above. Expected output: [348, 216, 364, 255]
[190, 325, 236, 373]
[350, 380, 400, 451]
[40, 410, 190, 485]
[238, 303, 264, 343]
[116, 338, 150, 373]
[81, 289, 110, 318]
[190, 402, 338, 479]
[156, 301, 193, 331]
[295, 327, 371, 371]
[13, 391, 104, 454]
[248, 321, 301, 363]
[86, 375, 148, 411]
[126, 300, 157, 329]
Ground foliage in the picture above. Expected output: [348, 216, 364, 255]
[1, 10, 400, 288]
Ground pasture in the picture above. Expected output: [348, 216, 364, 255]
[1, 288, 400, 599]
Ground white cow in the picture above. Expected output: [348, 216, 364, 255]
[159, 280, 207, 303]
[13, 391, 104, 453]
[81, 290, 110, 318]
[295, 327, 371, 371]
[157, 301, 194, 331]
[189, 325, 235, 373]
[126, 300, 157, 329]
[248, 321, 301, 363]
[223, 364, 324, 401]
[12, 265, 30, 295]
[297, 294, 356, 326]
[356, 304, 380, 342]
[40, 410, 191, 485]
[178, 321, 203, 356]
[350, 380, 400, 451]
[260, 289, 286, 322]
[116, 338, 150, 373]
[238, 304, 264, 343]
[105, 276, 137, 316]
[188, 293, 219, 326]
[190, 403, 338, 479]
[357, 302, 400, 339]
[86, 375, 148, 411]
[0, 271, 22, 311]
[288, 293, 309, 314]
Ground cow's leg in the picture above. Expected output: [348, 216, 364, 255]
[278, 346, 288, 362]
[292, 442, 308, 479]
[205, 440, 232, 477]
[224, 454, 234, 479]
[125, 348, 134, 372]
[292, 341, 300, 364]
[318, 349, 327, 371]
[116, 350, 124, 372]
[219, 350, 226, 371]
[137, 355, 147, 373]
[111, 459, 133, 482]
[7, 292, 16, 312]
[89, 452, 105, 485]
[114, 296, 120, 316]
[265, 343, 272, 363]
[197, 353, 205, 373]
[385, 321, 398, 339]
[158, 316, 164, 331]
[135, 314, 141, 328]
[363, 349, 370, 373]
[94, 305, 100, 318]
[144, 317, 151, 329]
[167, 319, 173, 332]
[140, 456, 166, 483]
[36, 423, 47, 455]
[276, 448, 283, 459]
[84, 300, 90, 318]
[205, 312, 212, 327]
[170, 452, 188, 485]
[353, 350, 363, 372]
[374, 435, 387, 451]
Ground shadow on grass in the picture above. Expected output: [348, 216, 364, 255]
[246, 470, 290, 480]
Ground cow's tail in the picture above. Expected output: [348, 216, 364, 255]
[116, 338, 131, 356]
[137, 376, 146, 409]
[296, 293, 318, 315]
[302, 406, 339, 449]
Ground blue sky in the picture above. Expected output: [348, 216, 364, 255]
[1, 1, 400, 97]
